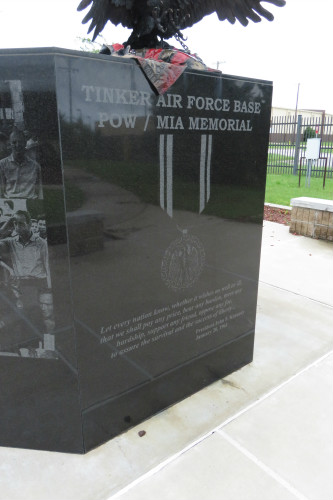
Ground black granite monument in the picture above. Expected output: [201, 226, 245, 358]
[0, 47, 272, 453]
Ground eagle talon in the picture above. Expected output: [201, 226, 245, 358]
[170, 9, 189, 31]
[177, 31, 187, 41]
[152, 5, 170, 33]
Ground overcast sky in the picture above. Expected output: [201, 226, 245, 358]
[1, 0, 332, 113]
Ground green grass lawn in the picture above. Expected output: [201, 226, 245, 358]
[265, 173, 333, 206]
[268, 153, 293, 166]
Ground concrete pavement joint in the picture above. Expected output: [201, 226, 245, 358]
[108, 350, 333, 499]
[218, 430, 310, 500]
[216, 350, 333, 432]
[108, 428, 217, 499]
[258, 280, 333, 308]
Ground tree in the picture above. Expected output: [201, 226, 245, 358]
[77, 36, 105, 53]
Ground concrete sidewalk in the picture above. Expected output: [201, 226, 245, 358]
[0, 221, 332, 500]
[109, 222, 333, 500]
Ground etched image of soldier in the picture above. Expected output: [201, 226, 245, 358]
[0, 126, 56, 359]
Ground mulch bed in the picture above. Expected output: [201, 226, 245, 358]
[264, 205, 291, 226]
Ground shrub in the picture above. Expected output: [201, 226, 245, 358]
[303, 126, 316, 141]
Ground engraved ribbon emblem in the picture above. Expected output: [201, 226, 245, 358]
[159, 134, 213, 218]
[159, 134, 210, 289]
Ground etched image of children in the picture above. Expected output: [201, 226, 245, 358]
[0, 127, 43, 199]
[31, 218, 39, 235]
[37, 217, 47, 239]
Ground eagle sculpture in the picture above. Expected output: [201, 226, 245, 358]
[78, 0, 286, 49]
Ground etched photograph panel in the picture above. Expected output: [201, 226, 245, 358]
[0, 84, 56, 359]
[0, 53, 83, 453]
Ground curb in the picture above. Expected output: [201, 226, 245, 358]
[265, 203, 291, 211]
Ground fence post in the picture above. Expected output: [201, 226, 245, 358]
[293, 114, 302, 175]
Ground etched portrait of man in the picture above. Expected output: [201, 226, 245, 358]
[0, 128, 43, 199]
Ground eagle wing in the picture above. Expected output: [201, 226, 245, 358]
[177, 0, 286, 28]
[78, 0, 135, 38]
[78, 0, 286, 41]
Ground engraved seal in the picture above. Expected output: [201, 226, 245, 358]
[161, 230, 205, 291]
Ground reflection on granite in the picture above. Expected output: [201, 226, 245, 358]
[0, 48, 272, 453]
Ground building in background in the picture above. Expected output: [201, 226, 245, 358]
[271, 107, 333, 121]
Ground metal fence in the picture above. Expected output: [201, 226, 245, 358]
[268, 115, 333, 178]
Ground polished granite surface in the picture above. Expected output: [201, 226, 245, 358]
[0, 48, 272, 452]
